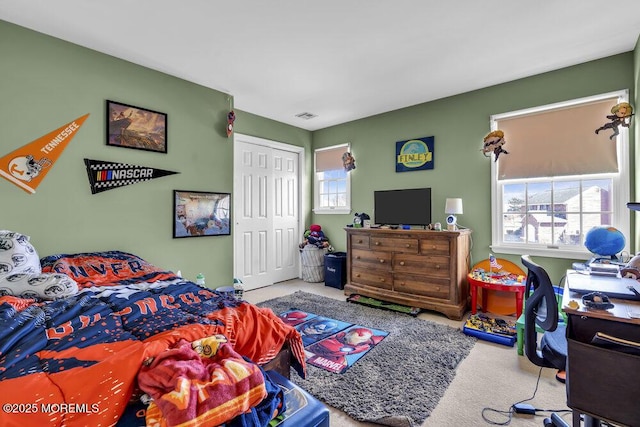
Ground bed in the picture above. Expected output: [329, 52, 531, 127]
[0, 243, 306, 427]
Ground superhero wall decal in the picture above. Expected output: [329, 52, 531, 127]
[595, 102, 634, 140]
[481, 130, 509, 162]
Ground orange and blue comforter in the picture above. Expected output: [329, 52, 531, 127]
[0, 251, 305, 427]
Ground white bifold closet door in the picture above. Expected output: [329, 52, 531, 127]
[233, 134, 302, 290]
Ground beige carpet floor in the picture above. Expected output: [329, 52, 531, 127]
[244, 279, 572, 427]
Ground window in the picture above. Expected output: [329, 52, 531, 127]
[490, 91, 630, 259]
[314, 144, 351, 214]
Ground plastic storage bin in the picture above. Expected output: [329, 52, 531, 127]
[300, 246, 328, 282]
[324, 252, 347, 289]
[266, 370, 330, 427]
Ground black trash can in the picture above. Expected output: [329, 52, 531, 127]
[324, 252, 347, 289]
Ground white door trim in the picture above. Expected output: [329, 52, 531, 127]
[233, 133, 305, 286]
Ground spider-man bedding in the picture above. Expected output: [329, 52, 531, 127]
[0, 250, 306, 427]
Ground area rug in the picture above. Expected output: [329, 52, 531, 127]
[278, 309, 389, 373]
[258, 291, 476, 427]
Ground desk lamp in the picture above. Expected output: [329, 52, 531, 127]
[445, 198, 463, 231]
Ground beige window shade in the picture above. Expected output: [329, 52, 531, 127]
[495, 97, 619, 180]
[316, 145, 347, 172]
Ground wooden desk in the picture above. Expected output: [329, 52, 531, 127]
[563, 271, 640, 427]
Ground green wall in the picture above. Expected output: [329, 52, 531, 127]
[312, 53, 636, 284]
[0, 20, 311, 286]
[2, 19, 637, 287]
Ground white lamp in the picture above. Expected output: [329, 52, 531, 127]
[444, 198, 463, 230]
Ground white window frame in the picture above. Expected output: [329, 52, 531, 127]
[490, 90, 630, 260]
[313, 143, 351, 215]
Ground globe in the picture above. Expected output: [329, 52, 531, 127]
[584, 226, 625, 259]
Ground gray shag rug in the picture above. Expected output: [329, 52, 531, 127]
[258, 291, 476, 427]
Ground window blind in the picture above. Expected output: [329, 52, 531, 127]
[494, 97, 619, 180]
[315, 145, 348, 172]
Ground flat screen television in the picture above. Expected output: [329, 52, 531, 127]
[374, 188, 432, 226]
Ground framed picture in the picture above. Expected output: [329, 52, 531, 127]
[173, 190, 231, 238]
[395, 136, 434, 172]
[106, 100, 167, 153]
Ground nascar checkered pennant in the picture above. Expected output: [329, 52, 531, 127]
[84, 158, 179, 194]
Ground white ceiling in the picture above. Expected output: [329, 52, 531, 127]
[2, 1, 639, 131]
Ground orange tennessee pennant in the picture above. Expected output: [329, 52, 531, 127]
[0, 113, 90, 194]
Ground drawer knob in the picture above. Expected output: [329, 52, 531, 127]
[380, 278, 385, 282]
[405, 243, 411, 248]
[357, 239, 363, 244]
[356, 273, 361, 277]
[399, 261, 405, 266]
[375, 241, 380, 246]
[379, 259, 385, 264]
[431, 245, 436, 249]
[436, 287, 440, 291]
[356, 255, 361, 259]
[435, 265, 440, 270]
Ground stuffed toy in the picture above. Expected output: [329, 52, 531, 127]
[481, 130, 509, 162]
[621, 254, 640, 280]
[0, 230, 78, 300]
[299, 224, 332, 250]
[595, 102, 634, 140]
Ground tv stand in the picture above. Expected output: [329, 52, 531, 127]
[344, 227, 472, 320]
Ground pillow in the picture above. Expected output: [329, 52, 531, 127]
[0, 272, 78, 300]
[0, 231, 41, 279]
[0, 231, 78, 300]
[41, 250, 178, 288]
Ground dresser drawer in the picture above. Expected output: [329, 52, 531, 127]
[394, 274, 450, 299]
[394, 254, 450, 278]
[351, 268, 393, 290]
[351, 249, 392, 270]
[349, 234, 370, 249]
[419, 237, 451, 255]
[370, 237, 419, 254]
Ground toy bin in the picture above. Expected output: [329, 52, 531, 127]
[300, 246, 328, 282]
[324, 252, 347, 289]
[266, 370, 330, 427]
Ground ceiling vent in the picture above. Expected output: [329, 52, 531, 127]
[295, 112, 317, 120]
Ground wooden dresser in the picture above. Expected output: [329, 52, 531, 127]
[344, 227, 472, 320]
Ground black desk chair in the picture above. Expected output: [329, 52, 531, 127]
[521, 255, 570, 427]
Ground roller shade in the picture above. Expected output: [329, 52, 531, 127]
[495, 97, 619, 180]
[316, 144, 348, 172]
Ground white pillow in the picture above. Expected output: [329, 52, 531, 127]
[0, 231, 41, 278]
[0, 273, 78, 300]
